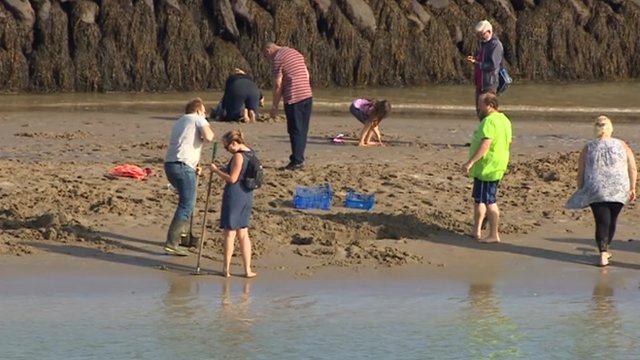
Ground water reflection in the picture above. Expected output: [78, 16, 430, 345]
[216, 280, 257, 358]
[162, 275, 200, 318]
[574, 271, 626, 359]
[464, 283, 523, 359]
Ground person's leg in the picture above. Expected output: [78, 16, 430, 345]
[247, 109, 256, 123]
[237, 228, 256, 278]
[471, 178, 488, 239]
[163, 162, 196, 255]
[604, 202, 624, 257]
[472, 202, 487, 240]
[482, 203, 501, 243]
[284, 98, 312, 167]
[476, 180, 500, 243]
[222, 229, 236, 277]
[606, 202, 624, 247]
[589, 202, 611, 265]
[372, 124, 382, 144]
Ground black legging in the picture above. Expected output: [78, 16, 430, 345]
[589, 202, 624, 253]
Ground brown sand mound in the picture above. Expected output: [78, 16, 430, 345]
[0, 208, 118, 256]
[0, 147, 585, 267]
[14, 130, 93, 140]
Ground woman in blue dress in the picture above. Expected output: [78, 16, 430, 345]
[210, 130, 257, 278]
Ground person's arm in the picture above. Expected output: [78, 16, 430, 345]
[576, 146, 587, 189]
[200, 123, 214, 142]
[211, 153, 244, 184]
[462, 138, 492, 174]
[624, 141, 637, 201]
[270, 73, 283, 118]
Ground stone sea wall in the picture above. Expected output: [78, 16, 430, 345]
[0, 0, 639, 92]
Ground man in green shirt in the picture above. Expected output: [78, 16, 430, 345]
[462, 93, 512, 243]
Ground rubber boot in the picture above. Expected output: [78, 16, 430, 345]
[164, 218, 189, 256]
[180, 231, 200, 248]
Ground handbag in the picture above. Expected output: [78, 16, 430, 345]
[497, 67, 512, 94]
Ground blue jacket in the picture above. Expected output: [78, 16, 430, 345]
[474, 35, 504, 92]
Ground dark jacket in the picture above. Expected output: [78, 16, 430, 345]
[220, 74, 261, 120]
[474, 35, 504, 92]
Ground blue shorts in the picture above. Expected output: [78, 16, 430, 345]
[472, 178, 499, 204]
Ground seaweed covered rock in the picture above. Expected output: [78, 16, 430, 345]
[0, 0, 639, 92]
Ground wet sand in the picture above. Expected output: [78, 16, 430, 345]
[2, 108, 640, 283]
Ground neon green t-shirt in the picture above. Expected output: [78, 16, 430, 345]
[468, 111, 512, 181]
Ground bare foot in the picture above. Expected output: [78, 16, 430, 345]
[599, 252, 610, 267]
[478, 236, 501, 243]
[222, 268, 231, 278]
[245, 271, 257, 278]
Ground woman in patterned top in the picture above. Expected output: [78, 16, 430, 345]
[566, 115, 637, 267]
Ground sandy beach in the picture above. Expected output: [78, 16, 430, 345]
[2, 106, 640, 281]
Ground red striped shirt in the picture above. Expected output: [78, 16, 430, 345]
[271, 47, 313, 104]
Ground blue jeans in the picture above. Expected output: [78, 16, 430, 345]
[284, 97, 313, 165]
[164, 162, 197, 222]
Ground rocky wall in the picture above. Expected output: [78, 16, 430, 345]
[0, 0, 638, 92]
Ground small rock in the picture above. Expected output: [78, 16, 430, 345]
[291, 234, 314, 245]
[43, 228, 58, 240]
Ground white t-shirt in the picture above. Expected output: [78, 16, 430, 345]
[165, 114, 209, 169]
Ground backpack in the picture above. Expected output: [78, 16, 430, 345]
[497, 67, 512, 94]
[242, 151, 264, 190]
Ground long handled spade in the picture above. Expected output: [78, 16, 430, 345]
[193, 142, 218, 275]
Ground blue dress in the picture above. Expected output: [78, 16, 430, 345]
[220, 151, 254, 229]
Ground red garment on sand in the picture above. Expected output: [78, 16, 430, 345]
[108, 164, 154, 180]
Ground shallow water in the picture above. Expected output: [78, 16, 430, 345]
[2, 269, 639, 360]
[1, 82, 639, 120]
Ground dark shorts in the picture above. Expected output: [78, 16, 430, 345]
[349, 103, 368, 124]
[472, 178, 499, 204]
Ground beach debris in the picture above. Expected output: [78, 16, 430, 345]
[291, 234, 314, 245]
[107, 164, 154, 180]
[14, 130, 92, 140]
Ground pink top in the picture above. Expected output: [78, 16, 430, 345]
[271, 47, 313, 104]
[352, 98, 373, 112]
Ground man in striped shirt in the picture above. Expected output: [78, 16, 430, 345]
[263, 42, 313, 171]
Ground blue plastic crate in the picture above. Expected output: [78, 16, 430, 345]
[345, 191, 375, 210]
[293, 184, 334, 210]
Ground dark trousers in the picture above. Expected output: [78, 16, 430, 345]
[589, 202, 624, 253]
[284, 97, 312, 165]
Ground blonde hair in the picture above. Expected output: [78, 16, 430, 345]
[185, 97, 204, 114]
[594, 115, 613, 138]
[222, 129, 247, 148]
